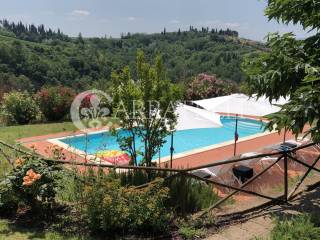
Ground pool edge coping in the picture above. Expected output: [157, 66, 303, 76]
[48, 128, 277, 165]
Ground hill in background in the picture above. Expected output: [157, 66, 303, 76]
[0, 20, 265, 95]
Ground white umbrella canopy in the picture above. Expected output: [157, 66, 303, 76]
[167, 104, 223, 167]
[193, 94, 288, 117]
[175, 104, 222, 130]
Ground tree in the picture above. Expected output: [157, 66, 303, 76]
[77, 32, 84, 45]
[36, 86, 76, 122]
[242, 0, 320, 141]
[112, 50, 181, 166]
[0, 19, 69, 42]
[0, 73, 33, 99]
[186, 73, 234, 100]
[1, 91, 40, 125]
[0, 19, 257, 92]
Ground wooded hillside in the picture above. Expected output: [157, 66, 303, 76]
[0, 20, 265, 94]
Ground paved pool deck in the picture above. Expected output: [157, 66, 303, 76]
[168, 129, 294, 168]
[17, 127, 108, 166]
[17, 126, 295, 169]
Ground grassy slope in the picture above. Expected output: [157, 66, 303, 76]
[0, 122, 77, 144]
[0, 122, 84, 240]
[0, 122, 77, 178]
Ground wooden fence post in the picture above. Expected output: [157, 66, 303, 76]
[284, 152, 288, 202]
[181, 173, 187, 216]
[288, 155, 320, 200]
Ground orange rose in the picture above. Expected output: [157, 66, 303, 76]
[26, 169, 36, 177]
[22, 169, 42, 187]
[23, 176, 31, 181]
[34, 174, 41, 180]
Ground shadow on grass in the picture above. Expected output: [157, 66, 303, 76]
[213, 181, 320, 229]
[0, 219, 54, 240]
[0, 207, 89, 240]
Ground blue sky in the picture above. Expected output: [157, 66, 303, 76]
[0, 0, 310, 41]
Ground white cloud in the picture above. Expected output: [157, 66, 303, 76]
[202, 20, 242, 30]
[127, 17, 136, 21]
[224, 22, 241, 28]
[170, 19, 180, 24]
[70, 10, 90, 17]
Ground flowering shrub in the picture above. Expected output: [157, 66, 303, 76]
[80, 92, 96, 109]
[78, 173, 171, 234]
[186, 73, 236, 100]
[36, 86, 76, 121]
[0, 156, 61, 216]
[44, 144, 66, 160]
[15, 158, 25, 167]
[1, 91, 40, 124]
[22, 169, 42, 186]
[0, 179, 19, 216]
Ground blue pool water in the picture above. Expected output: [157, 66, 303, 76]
[60, 116, 266, 161]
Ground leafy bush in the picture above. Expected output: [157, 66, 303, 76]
[185, 73, 236, 100]
[116, 170, 219, 214]
[1, 91, 40, 124]
[0, 156, 61, 216]
[0, 26, 16, 38]
[0, 72, 33, 100]
[119, 169, 168, 186]
[36, 86, 76, 121]
[0, 179, 19, 216]
[167, 176, 220, 214]
[74, 170, 171, 234]
[178, 225, 206, 240]
[270, 214, 320, 240]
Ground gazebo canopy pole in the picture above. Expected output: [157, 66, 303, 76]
[233, 114, 239, 156]
[170, 131, 174, 168]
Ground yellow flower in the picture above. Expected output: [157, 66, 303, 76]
[15, 158, 25, 167]
[84, 185, 92, 193]
[103, 195, 112, 205]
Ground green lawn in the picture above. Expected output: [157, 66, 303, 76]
[0, 122, 89, 240]
[0, 219, 90, 240]
[0, 122, 78, 144]
[0, 122, 77, 181]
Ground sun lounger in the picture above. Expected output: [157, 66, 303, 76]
[192, 166, 223, 180]
[272, 143, 296, 152]
[241, 152, 259, 157]
[259, 156, 283, 172]
[240, 152, 260, 165]
[192, 169, 212, 179]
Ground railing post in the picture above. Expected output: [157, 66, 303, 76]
[284, 152, 288, 202]
[181, 172, 187, 216]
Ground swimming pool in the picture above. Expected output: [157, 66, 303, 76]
[57, 116, 266, 162]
